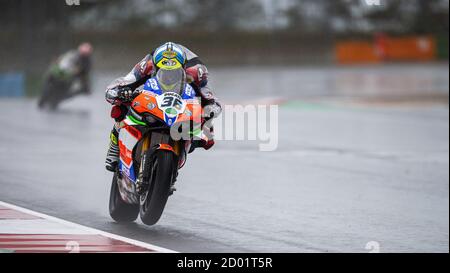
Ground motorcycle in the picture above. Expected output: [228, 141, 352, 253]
[108, 71, 207, 226]
[38, 76, 88, 110]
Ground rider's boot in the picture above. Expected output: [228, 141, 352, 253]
[105, 129, 120, 172]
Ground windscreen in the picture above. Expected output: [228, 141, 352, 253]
[156, 68, 185, 94]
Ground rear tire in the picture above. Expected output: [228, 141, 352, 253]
[139, 150, 175, 226]
[109, 172, 139, 222]
[37, 97, 47, 109]
[38, 79, 55, 110]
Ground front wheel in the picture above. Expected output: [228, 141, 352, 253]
[109, 172, 139, 222]
[139, 150, 175, 226]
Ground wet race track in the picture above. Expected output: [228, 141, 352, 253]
[0, 64, 448, 252]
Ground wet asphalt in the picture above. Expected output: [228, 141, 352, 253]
[0, 64, 448, 252]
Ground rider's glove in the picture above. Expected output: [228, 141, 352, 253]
[118, 87, 135, 102]
[116, 86, 139, 101]
[106, 86, 139, 105]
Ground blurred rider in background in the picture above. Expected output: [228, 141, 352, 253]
[38, 42, 93, 109]
[104, 42, 222, 172]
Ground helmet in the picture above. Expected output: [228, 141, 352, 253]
[78, 42, 93, 56]
[153, 42, 186, 71]
[156, 67, 186, 94]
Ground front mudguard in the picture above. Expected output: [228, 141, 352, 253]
[137, 134, 182, 181]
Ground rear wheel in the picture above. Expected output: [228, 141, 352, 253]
[37, 97, 47, 109]
[109, 172, 139, 222]
[38, 86, 52, 109]
[139, 150, 175, 226]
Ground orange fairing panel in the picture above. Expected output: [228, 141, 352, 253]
[158, 144, 179, 156]
[176, 103, 203, 123]
[132, 93, 165, 120]
[133, 92, 202, 124]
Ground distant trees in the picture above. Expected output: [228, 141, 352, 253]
[1, 0, 448, 35]
[68, 0, 265, 31]
[325, 0, 449, 35]
[183, 0, 265, 31]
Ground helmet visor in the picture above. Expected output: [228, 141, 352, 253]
[156, 68, 185, 94]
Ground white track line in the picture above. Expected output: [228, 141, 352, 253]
[0, 201, 177, 253]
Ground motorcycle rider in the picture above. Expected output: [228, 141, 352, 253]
[104, 42, 222, 172]
[38, 42, 93, 109]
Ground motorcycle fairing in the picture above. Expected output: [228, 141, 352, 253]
[118, 77, 201, 186]
[143, 78, 163, 96]
[118, 117, 143, 183]
[139, 77, 198, 127]
[143, 77, 196, 100]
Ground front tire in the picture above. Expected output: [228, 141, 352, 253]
[109, 172, 139, 222]
[139, 150, 175, 226]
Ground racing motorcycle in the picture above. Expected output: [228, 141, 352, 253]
[38, 71, 89, 110]
[38, 78, 71, 110]
[109, 68, 208, 226]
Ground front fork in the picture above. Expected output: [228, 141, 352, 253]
[136, 135, 152, 195]
[135, 133, 183, 195]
